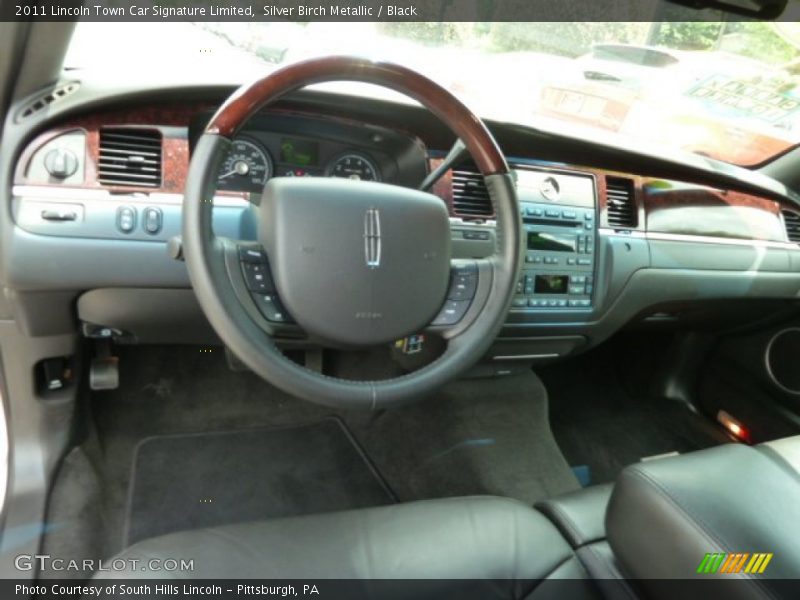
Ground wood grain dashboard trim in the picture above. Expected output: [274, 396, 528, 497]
[14, 103, 459, 209]
[642, 178, 788, 242]
[14, 104, 213, 195]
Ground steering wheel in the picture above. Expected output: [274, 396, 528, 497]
[183, 56, 521, 409]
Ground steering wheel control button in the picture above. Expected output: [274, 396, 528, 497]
[251, 293, 292, 323]
[116, 206, 136, 233]
[438, 262, 479, 321]
[462, 230, 490, 241]
[142, 207, 162, 234]
[242, 262, 274, 293]
[447, 274, 478, 301]
[446, 262, 479, 301]
[239, 247, 265, 263]
[238, 245, 278, 295]
[432, 300, 471, 326]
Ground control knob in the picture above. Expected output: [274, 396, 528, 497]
[43, 148, 78, 179]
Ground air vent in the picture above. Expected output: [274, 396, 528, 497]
[782, 209, 800, 243]
[451, 166, 493, 219]
[17, 81, 80, 121]
[98, 128, 162, 187]
[605, 176, 637, 228]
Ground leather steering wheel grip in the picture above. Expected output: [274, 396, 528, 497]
[183, 56, 522, 408]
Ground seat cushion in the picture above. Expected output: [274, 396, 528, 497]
[96, 496, 589, 592]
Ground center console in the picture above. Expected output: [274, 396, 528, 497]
[513, 167, 597, 311]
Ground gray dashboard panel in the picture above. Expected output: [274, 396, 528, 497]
[12, 189, 253, 242]
[7, 229, 191, 290]
[7, 184, 800, 345]
[77, 288, 218, 344]
[7, 190, 258, 291]
[649, 239, 792, 272]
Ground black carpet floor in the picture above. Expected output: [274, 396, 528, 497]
[43, 345, 578, 563]
[125, 419, 395, 545]
[541, 336, 730, 484]
[350, 374, 579, 503]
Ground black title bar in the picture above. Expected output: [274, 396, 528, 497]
[4, 0, 800, 22]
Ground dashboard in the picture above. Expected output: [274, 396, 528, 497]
[7, 89, 800, 370]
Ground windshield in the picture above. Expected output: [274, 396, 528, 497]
[66, 20, 800, 167]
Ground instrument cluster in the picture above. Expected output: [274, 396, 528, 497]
[216, 134, 381, 194]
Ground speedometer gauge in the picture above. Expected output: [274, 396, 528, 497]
[217, 139, 272, 193]
[326, 153, 380, 182]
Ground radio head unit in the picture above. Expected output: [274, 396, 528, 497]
[512, 167, 597, 311]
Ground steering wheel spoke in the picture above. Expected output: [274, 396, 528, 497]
[427, 258, 494, 338]
[426, 258, 494, 340]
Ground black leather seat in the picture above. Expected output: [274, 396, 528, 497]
[96, 496, 600, 599]
[538, 437, 800, 600]
[95, 436, 800, 599]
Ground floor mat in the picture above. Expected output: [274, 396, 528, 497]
[70, 346, 578, 558]
[125, 418, 394, 545]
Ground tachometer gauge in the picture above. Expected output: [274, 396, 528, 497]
[216, 139, 272, 193]
[326, 153, 380, 182]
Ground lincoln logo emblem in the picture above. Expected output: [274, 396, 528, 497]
[364, 207, 381, 268]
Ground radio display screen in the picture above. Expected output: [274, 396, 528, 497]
[527, 232, 576, 253]
[535, 275, 569, 294]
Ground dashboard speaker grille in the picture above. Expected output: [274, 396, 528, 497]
[17, 81, 80, 122]
[605, 176, 637, 228]
[782, 209, 800, 243]
[451, 166, 493, 219]
[98, 128, 162, 187]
